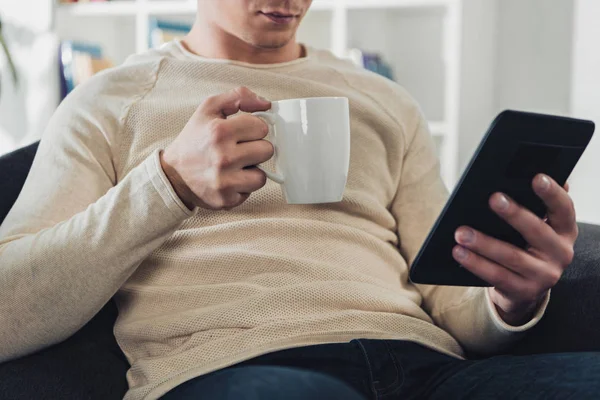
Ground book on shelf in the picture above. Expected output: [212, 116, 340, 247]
[347, 48, 395, 81]
[149, 18, 192, 49]
[59, 41, 114, 98]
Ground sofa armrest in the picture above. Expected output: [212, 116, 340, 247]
[0, 141, 38, 225]
[507, 222, 600, 355]
[0, 300, 129, 400]
[0, 142, 129, 399]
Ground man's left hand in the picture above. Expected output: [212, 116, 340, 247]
[452, 174, 578, 326]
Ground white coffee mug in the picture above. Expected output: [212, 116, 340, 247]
[252, 97, 351, 204]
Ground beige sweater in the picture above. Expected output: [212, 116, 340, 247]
[0, 41, 548, 399]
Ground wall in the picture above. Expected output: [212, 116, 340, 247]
[0, 0, 60, 155]
[457, 0, 576, 172]
[569, 0, 600, 224]
[489, 0, 599, 224]
[494, 0, 575, 116]
[458, 0, 576, 170]
[456, 0, 600, 224]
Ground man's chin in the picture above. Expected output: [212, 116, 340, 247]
[248, 33, 296, 50]
[255, 42, 289, 50]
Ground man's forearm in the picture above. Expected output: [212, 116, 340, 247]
[0, 151, 192, 362]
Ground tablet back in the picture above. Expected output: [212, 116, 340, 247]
[409, 110, 595, 286]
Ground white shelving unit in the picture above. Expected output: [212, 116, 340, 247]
[54, 0, 462, 188]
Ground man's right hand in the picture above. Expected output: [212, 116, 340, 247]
[160, 87, 274, 210]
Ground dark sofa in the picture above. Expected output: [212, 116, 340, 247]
[0, 142, 599, 399]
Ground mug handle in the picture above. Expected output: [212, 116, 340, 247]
[252, 112, 285, 184]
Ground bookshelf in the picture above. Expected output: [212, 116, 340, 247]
[54, 0, 463, 188]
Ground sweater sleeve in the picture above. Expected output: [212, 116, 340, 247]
[391, 111, 550, 355]
[0, 62, 195, 362]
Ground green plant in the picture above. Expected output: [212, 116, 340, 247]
[0, 14, 18, 97]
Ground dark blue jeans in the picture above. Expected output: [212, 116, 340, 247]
[162, 339, 600, 399]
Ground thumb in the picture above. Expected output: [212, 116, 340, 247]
[199, 86, 271, 119]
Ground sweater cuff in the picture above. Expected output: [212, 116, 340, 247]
[485, 288, 551, 333]
[454, 287, 551, 355]
[144, 149, 198, 219]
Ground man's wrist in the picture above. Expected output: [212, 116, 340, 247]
[159, 150, 196, 211]
[494, 303, 537, 326]
[489, 287, 546, 327]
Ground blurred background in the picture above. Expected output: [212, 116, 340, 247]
[0, 0, 598, 223]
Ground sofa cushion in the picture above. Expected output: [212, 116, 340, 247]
[507, 222, 600, 355]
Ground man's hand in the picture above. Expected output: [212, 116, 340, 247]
[452, 174, 577, 326]
[160, 87, 274, 210]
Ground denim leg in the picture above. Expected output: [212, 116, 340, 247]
[427, 352, 600, 400]
[352, 339, 407, 399]
[380, 340, 600, 399]
[231, 341, 373, 397]
[160, 365, 367, 400]
[357, 339, 460, 400]
[162, 340, 600, 399]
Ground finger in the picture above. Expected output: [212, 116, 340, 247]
[489, 193, 569, 262]
[564, 181, 570, 193]
[231, 167, 268, 193]
[200, 87, 271, 119]
[532, 174, 577, 239]
[226, 113, 270, 142]
[452, 245, 529, 296]
[455, 226, 547, 279]
[222, 193, 250, 211]
[234, 139, 274, 168]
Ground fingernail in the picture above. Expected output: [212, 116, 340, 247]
[257, 95, 269, 101]
[495, 194, 510, 212]
[456, 228, 475, 244]
[538, 175, 551, 192]
[454, 246, 468, 261]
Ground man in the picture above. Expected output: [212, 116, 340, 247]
[0, 0, 598, 399]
